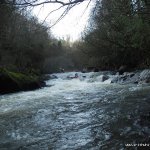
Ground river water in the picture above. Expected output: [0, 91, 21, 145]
[0, 72, 150, 150]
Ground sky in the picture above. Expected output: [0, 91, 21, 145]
[33, 1, 93, 41]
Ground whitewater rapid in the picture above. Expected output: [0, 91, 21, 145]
[0, 72, 150, 150]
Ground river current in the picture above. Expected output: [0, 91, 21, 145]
[0, 72, 150, 150]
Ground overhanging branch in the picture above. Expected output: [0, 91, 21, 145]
[5, 0, 86, 7]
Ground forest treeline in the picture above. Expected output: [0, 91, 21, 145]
[0, 1, 73, 74]
[83, 0, 150, 69]
[0, 0, 150, 74]
[76, 0, 150, 70]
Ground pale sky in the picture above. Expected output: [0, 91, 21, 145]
[33, 1, 93, 41]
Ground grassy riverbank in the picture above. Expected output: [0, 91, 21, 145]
[0, 68, 45, 94]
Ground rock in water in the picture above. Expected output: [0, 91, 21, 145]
[118, 65, 127, 75]
[101, 75, 109, 82]
[50, 74, 58, 79]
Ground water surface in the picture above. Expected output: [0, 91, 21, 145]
[0, 72, 150, 150]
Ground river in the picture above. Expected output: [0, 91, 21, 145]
[0, 72, 150, 150]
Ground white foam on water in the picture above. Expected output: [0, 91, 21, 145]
[0, 72, 122, 114]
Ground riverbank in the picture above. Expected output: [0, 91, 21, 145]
[1, 68, 150, 94]
[0, 68, 46, 94]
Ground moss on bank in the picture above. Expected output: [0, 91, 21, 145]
[0, 68, 45, 94]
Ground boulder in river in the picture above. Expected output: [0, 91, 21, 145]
[118, 65, 127, 75]
[101, 75, 109, 82]
[0, 68, 45, 94]
[110, 71, 139, 84]
[49, 74, 58, 79]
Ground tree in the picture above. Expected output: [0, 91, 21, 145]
[0, 2, 55, 72]
[81, 0, 150, 69]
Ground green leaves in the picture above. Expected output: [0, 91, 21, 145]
[82, 0, 150, 69]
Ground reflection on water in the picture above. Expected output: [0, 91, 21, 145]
[0, 72, 150, 150]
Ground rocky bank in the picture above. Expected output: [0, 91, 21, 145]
[0, 68, 45, 94]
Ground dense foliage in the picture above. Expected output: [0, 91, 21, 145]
[0, 2, 69, 73]
[78, 0, 150, 70]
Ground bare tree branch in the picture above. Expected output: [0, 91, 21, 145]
[40, 0, 90, 28]
[80, 0, 91, 17]
[49, 3, 77, 28]
[41, 5, 64, 24]
[4, 0, 93, 28]
[5, 0, 86, 7]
